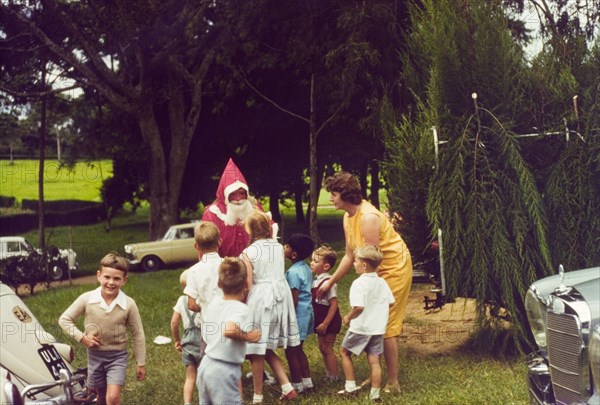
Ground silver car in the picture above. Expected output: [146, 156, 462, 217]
[0, 283, 94, 404]
[525, 265, 600, 405]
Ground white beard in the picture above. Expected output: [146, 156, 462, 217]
[223, 199, 254, 225]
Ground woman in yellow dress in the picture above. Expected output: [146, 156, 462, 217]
[318, 171, 412, 393]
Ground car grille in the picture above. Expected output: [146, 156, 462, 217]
[546, 310, 584, 405]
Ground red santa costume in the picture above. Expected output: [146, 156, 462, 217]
[201, 158, 277, 257]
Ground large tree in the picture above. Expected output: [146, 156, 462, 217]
[2, 0, 222, 239]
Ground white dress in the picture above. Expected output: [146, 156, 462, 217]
[244, 238, 300, 355]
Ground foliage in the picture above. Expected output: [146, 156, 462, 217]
[381, 97, 436, 269]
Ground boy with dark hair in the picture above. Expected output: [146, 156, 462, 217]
[198, 258, 261, 405]
[59, 252, 146, 405]
[284, 233, 315, 393]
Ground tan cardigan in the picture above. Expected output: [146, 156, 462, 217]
[58, 290, 146, 366]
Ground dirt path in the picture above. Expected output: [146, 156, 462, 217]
[16, 274, 99, 296]
[399, 284, 477, 355]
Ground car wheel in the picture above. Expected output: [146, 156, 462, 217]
[141, 256, 161, 272]
[48, 261, 66, 281]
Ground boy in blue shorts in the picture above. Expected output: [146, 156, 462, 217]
[284, 233, 315, 394]
[338, 245, 395, 403]
[198, 257, 261, 404]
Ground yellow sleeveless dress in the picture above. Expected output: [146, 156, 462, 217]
[344, 200, 413, 338]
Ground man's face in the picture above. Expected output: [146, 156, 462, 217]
[228, 188, 248, 204]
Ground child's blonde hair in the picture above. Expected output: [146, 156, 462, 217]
[219, 257, 247, 294]
[313, 245, 337, 269]
[179, 269, 189, 288]
[244, 210, 271, 241]
[354, 245, 383, 271]
[194, 221, 220, 251]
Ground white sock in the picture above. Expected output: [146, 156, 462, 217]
[345, 380, 357, 392]
[302, 377, 313, 388]
[252, 394, 263, 404]
[370, 387, 381, 400]
[292, 382, 304, 392]
[281, 383, 294, 395]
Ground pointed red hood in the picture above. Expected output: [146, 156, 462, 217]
[215, 158, 249, 204]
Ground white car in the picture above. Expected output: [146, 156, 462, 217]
[0, 236, 78, 281]
[0, 282, 93, 404]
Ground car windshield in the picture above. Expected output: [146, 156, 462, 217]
[22, 239, 35, 251]
[162, 228, 177, 241]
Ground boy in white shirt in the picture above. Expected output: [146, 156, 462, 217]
[184, 221, 224, 315]
[338, 245, 395, 403]
[198, 258, 262, 404]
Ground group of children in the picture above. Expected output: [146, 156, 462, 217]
[58, 210, 395, 405]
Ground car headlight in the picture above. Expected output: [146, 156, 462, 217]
[124, 245, 133, 254]
[525, 285, 548, 350]
[590, 325, 600, 396]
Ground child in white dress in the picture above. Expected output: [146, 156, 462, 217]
[241, 210, 300, 404]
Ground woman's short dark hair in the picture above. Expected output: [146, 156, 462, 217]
[324, 172, 363, 205]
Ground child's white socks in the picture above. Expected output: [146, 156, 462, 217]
[345, 380, 357, 392]
[302, 377, 314, 389]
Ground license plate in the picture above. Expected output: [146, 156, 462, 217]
[38, 345, 70, 381]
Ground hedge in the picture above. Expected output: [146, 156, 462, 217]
[0, 200, 106, 235]
[0, 196, 16, 208]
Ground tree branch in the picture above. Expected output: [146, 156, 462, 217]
[0, 83, 81, 98]
[237, 66, 310, 124]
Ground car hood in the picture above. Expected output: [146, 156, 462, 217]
[532, 266, 600, 318]
[0, 283, 75, 397]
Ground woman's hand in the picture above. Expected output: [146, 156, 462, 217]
[316, 279, 332, 299]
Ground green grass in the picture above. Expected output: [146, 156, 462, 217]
[0, 159, 111, 203]
[24, 268, 528, 405]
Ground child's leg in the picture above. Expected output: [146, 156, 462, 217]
[297, 342, 311, 379]
[367, 353, 382, 389]
[318, 333, 339, 378]
[183, 364, 197, 404]
[265, 349, 291, 386]
[95, 387, 107, 405]
[284, 345, 301, 384]
[339, 346, 355, 383]
[105, 384, 122, 405]
[249, 354, 265, 396]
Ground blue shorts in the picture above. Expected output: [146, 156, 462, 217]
[197, 356, 242, 405]
[87, 349, 128, 388]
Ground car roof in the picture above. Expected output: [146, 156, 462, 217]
[0, 236, 26, 242]
[170, 223, 197, 229]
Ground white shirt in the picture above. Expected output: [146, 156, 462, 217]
[202, 297, 252, 364]
[173, 295, 202, 329]
[348, 273, 395, 335]
[312, 273, 338, 305]
[183, 252, 224, 322]
[88, 287, 127, 313]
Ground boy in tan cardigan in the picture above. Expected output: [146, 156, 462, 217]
[59, 252, 146, 405]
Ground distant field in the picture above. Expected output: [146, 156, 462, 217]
[0, 159, 111, 203]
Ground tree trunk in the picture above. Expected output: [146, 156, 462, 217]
[269, 190, 281, 223]
[136, 106, 172, 240]
[308, 74, 320, 243]
[38, 60, 47, 251]
[295, 188, 304, 224]
[370, 159, 380, 210]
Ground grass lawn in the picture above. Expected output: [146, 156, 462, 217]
[0, 159, 111, 203]
[24, 268, 528, 405]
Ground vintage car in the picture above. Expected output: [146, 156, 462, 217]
[525, 265, 600, 405]
[124, 222, 198, 272]
[0, 236, 79, 281]
[0, 282, 93, 404]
